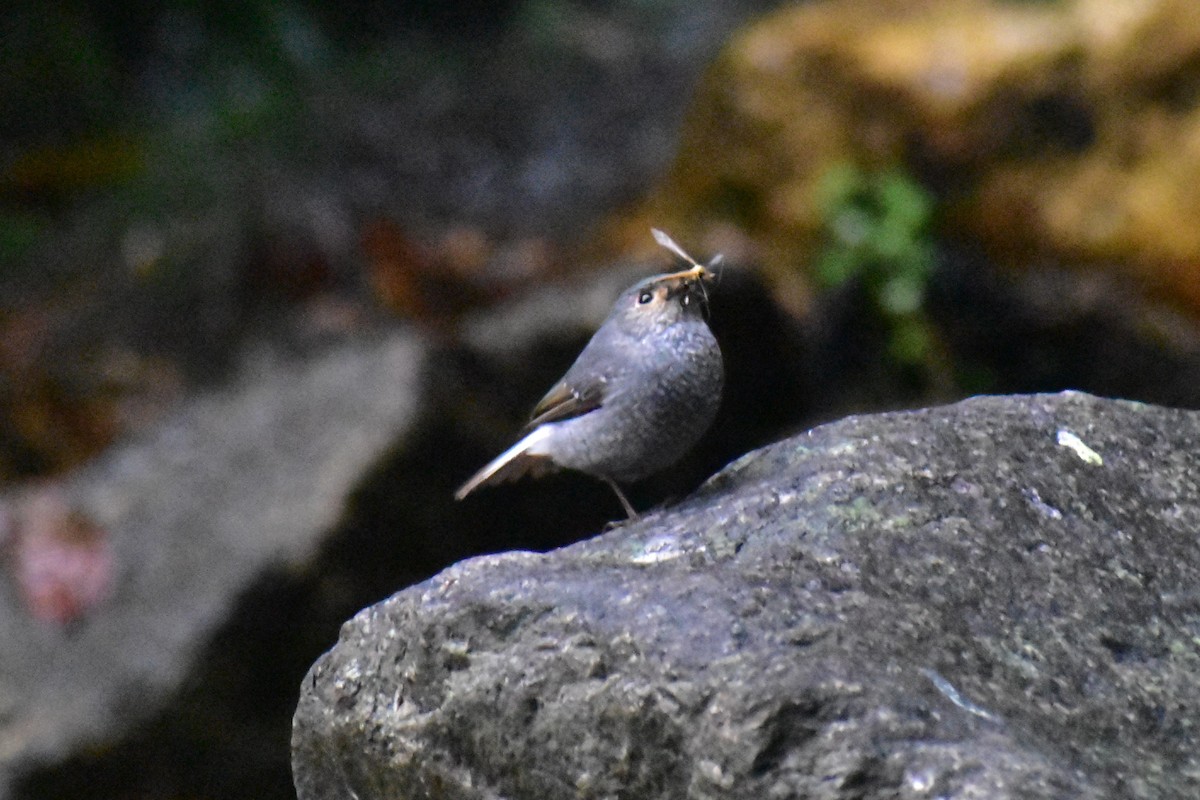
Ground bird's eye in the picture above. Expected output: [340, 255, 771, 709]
[681, 294, 691, 306]
[638, 290, 653, 305]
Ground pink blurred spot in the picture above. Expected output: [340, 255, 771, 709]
[11, 489, 114, 625]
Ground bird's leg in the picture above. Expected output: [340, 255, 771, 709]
[601, 476, 639, 520]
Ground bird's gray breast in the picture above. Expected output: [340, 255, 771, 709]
[541, 320, 723, 482]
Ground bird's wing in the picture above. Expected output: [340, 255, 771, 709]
[456, 362, 609, 500]
[526, 376, 607, 429]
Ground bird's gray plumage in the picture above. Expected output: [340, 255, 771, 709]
[455, 231, 724, 516]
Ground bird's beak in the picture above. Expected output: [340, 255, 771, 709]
[660, 266, 712, 316]
[661, 265, 709, 298]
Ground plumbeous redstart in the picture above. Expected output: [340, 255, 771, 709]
[455, 229, 724, 518]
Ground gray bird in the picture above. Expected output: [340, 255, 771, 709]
[455, 229, 724, 518]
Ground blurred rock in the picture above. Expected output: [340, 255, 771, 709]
[930, 243, 1200, 409]
[293, 392, 1200, 800]
[0, 332, 426, 799]
[655, 0, 1200, 318]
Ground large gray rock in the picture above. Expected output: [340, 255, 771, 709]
[293, 392, 1200, 800]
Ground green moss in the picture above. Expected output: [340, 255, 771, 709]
[815, 164, 940, 369]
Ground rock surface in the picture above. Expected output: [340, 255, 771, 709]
[293, 392, 1200, 800]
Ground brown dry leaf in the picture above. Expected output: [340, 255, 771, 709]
[361, 219, 509, 328]
[361, 218, 434, 318]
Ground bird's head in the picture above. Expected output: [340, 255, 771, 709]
[610, 230, 720, 335]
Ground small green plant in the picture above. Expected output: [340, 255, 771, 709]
[815, 164, 937, 366]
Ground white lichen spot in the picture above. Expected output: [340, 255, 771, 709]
[906, 766, 936, 793]
[631, 534, 690, 564]
[697, 759, 732, 789]
[826, 441, 860, 457]
[1055, 429, 1103, 465]
[920, 668, 1000, 723]
[1023, 487, 1062, 520]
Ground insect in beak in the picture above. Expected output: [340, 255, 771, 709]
[652, 228, 720, 317]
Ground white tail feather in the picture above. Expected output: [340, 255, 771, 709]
[454, 425, 555, 501]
